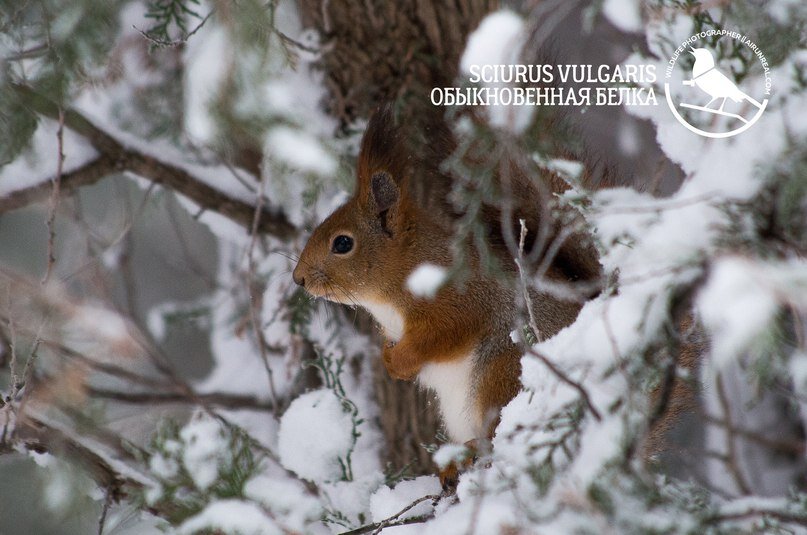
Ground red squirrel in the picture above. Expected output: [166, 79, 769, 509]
[292, 106, 600, 444]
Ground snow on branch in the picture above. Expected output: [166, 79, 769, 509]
[0, 155, 117, 213]
[337, 493, 440, 535]
[11, 413, 152, 501]
[1, 83, 296, 239]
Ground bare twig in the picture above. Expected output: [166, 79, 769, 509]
[4, 42, 49, 61]
[515, 220, 602, 421]
[601, 300, 623, 364]
[715, 374, 752, 495]
[86, 387, 275, 411]
[42, 107, 65, 284]
[524, 346, 602, 422]
[134, 9, 215, 48]
[516, 219, 541, 340]
[245, 171, 280, 412]
[595, 191, 720, 215]
[15, 323, 43, 411]
[704, 414, 804, 456]
[98, 487, 112, 535]
[467, 454, 489, 535]
[6, 314, 18, 394]
[532, 226, 577, 287]
[1, 313, 18, 444]
[337, 494, 439, 535]
[707, 506, 807, 526]
[34, 334, 173, 390]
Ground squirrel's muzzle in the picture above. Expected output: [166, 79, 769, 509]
[292, 265, 305, 287]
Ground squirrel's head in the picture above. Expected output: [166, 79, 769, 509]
[292, 105, 425, 305]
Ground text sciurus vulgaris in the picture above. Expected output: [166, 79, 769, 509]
[431, 64, 658, 106]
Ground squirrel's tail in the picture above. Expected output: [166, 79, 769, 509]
[493, 164, 603, 293]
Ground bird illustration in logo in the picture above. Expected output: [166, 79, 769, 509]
[682, 48, 762, 112]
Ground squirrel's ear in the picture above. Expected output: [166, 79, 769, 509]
[370, 171, 399, 214]
[357, 104, 406, 201]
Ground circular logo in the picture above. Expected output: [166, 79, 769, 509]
[664, 30, 771, 138]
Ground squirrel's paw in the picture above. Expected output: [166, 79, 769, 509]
[382, 343, 420, 380]
[438, 439, 483, 495]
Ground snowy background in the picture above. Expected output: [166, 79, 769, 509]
[1, 0, 807, 533]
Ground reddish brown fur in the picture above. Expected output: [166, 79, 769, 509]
[293, 106, 600, 442]
[294, 108, 505, 377]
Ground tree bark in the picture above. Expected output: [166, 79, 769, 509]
[298, 0, 495, 130]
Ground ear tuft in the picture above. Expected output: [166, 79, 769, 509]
[357, 104, 407, 201]
[371, 172, 398, 214]
[359, 105, 398, 172]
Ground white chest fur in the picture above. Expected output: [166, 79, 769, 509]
[359, 299, 477, 443]
[360, 300, 404, 341]
[418, 356, 478, 444]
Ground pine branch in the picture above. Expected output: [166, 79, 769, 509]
[87, 386, 275, 411]
[9, 415, 149, 501]
[0, 155, 117, 213]
[135, 9, 214, 48]
[4, 83, 296, 239]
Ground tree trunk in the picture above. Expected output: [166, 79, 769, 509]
[298, 0, 496, 129]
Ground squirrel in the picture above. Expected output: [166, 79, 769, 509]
[292, 105, 603, 446]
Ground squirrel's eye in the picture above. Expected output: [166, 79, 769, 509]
[331, 235, 354, 255]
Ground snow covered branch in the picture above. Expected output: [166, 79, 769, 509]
[3, 83, 296, 239]
[86, 387, 275, 412]
[10, 414, 151, 503]
[0, 155, 118, 214]
[337, 493, 439, 535]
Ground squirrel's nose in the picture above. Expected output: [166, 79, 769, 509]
[292, 267, 305, 287]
